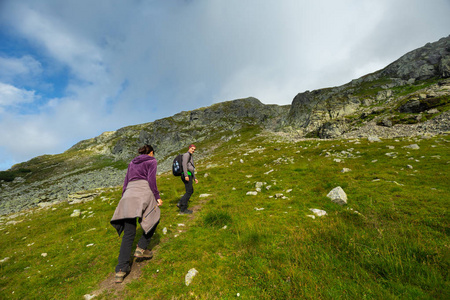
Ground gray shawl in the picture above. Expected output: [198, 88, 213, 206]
[110, 180, 160, 235]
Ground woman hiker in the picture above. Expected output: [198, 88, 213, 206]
[110, 144, 163, 283]
[177, 144, 198, 214]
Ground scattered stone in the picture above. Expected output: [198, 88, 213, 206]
[13, 177, 25, 183]
[379, 117, 393, 127]
[346, 207, 365, 218]
[185, 268, 199, 286]
[388, 181, 404, 186]
[306, 215, 316, 219]
[341, 168, 352, 173]
[407, 165, 413, 169]
[86, 243, 94, 247]
[199, 194, 211, 198]
[0, 257, 10, 263]
[255, 182, 264, 189]
[7, 213, 20, 220]
[385, 152, 398, 157]
[254, 207, 264, 211]
[286, 189, 292, 193]
[246, 191, 258, 196]
[326, 187, 348, 205]
[274, 193, 284, 199]
[37, 202, 57, 209]
[426, 108, 439, 114]
[240, 159, 244, 163]
[264, 169, 274, 175]
[41, 253, 48, 257]
[83, 294, 96, 300]
[309, 208, 327, 217]
[68, 192, 99, 204]
[404, 144, 420, 150]
[333, 158, 342, 163]
[222, 225, 227, 230]
[368, 136, 382, 142]
[163, 227, 167, 235]
[6, 220, 24, 226]
[70, 210, 81, 217]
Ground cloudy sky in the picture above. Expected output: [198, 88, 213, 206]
[0, 0, 449, 170]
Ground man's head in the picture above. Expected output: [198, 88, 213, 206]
[188, 144, 196, 154]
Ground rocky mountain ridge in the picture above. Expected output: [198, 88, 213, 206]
[1, 35, 449, 216]
[286, 35, 450, 137]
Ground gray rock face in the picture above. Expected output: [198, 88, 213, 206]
[286, 35, 450, 137]
[287, 90, 360, 132]
[318, 120, 349, 138]
[380, 36, 450, 80]
[73, 97, 289, 169]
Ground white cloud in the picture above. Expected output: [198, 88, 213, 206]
[0, 55, 42, 82]
[2, 2, 105, 84]
[0, 82, 37, 107]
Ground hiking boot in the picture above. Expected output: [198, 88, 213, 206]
[115, 269, 129, 283]
[179, 209, 193, 215]
[134, 247, 153, 259]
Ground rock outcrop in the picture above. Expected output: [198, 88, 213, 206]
[380, 36, 450, 80]
[71, 97, 289, 168]
[286, 35, 450, 138]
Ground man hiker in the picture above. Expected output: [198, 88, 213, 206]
[178, 144, 198, 214]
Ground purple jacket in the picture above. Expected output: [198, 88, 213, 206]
[123, 155, 160, 200]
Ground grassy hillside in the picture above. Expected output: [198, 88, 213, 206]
[0, 127, 448, 299]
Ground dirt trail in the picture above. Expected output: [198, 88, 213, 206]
[86, 201, 203, 299]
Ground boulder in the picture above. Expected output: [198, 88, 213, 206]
[70, 209, 81, 217]
[326, 187, 347, 205]
[379, 117, 393, 127]
[309, 208, 327, 217]
[403, 144, 420, 150]
[185, 268, 198, 286]
[439, 57, 450, 78]
[368, 136, 382, 142]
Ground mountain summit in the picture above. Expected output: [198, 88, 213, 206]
[0, 35, 449, 215]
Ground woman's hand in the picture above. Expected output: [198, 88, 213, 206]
[194, 179, 199, 184]
[157, 199, 163, 206]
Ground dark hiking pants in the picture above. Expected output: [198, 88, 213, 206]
[179, 175, 194, 209]
[115, 218, 159, 272]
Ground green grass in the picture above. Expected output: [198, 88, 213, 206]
[0, 131, 449, 299]
[0, 168, 32, 182]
